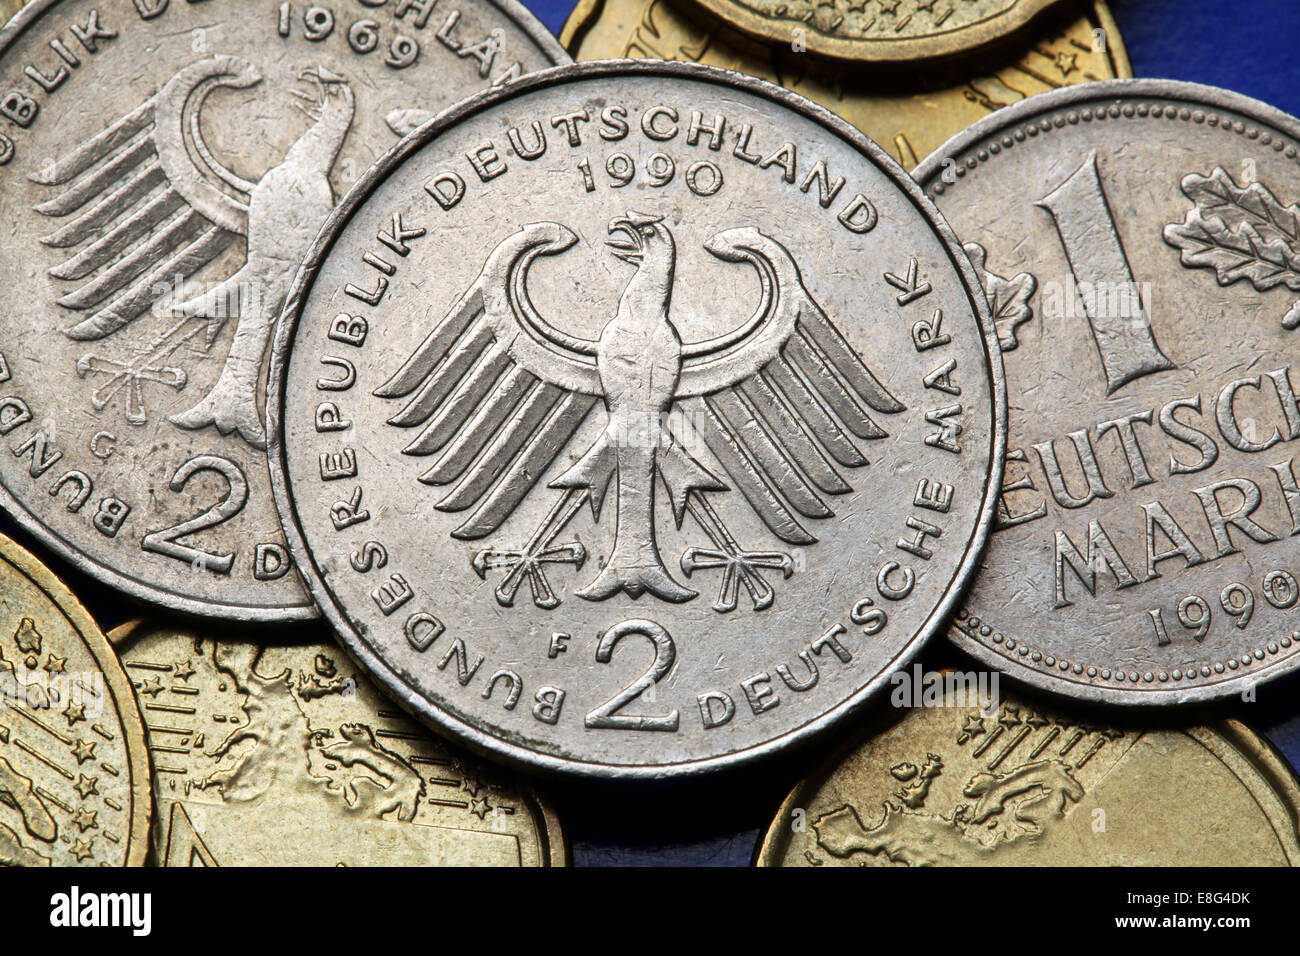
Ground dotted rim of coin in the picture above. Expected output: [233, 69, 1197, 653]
[955, 608, 1299, 686]
[929, 93, 1300, 693]
[931, 103, 1300, 202]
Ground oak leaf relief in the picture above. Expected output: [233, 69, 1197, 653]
[964, 241, 1038, 352]
[1162, 165, 1300, 329]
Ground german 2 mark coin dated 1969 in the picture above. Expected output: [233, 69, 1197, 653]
[915, 80, 1300, 703]
[0, 0, 567, 621]
[269, 61, 1007, 777]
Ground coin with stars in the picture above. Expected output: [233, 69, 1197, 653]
[682, 0, 1079, 65]
[0, 534, 151, 866]
[561, 0, 1130, 169]
[756, 678, 1300, 866]
[111, 621, 567, 866]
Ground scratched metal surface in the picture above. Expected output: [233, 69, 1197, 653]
[266, 61, 1005, 779]
[0, 0, 567, 623]
[518, 0, 1300, 864]
[1, 0, 1295, 867]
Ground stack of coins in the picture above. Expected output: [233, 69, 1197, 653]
[0, 0, 1295, 868]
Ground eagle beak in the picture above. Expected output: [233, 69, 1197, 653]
[290, 68, 324, 114]
[313, 66, 346, 85]
[606, 218, 643, 264]
[291, 66, 347, 111]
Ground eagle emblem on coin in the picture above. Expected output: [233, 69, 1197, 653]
[377, 212, 904, 612]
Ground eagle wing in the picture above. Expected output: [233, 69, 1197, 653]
[374, 222, 602, 541]
[674, 227, 905, 546]
[30, 55, 259, 341]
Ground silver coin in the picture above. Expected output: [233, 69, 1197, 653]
[0, 0, 567, 621]
[915, 79, 1300, 704]
[268, 60, 1006, 777]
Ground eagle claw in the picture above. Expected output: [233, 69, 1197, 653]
[681, 547, 794, 613]
[471, 541, 587, 610]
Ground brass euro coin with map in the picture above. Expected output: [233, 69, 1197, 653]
[913, 80, 1300, 703]
[268, 60, 1006, 778]
[110, 621, 566, 866]
[563, 0, 1129, 167]
[756, 680, 1300, 865]
[0, 0, 567, 622]
[0, 533, 151, 866]
[682, 0, 1079, 65]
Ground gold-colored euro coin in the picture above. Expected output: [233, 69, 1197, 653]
[0, 1, 21, 27]
[685, 0, 1077, 65]
[111, 621, 567, 866]
[0, 534, 151, 866]
[562, 0, 1130, 167]
[756, 681, 1300, 866]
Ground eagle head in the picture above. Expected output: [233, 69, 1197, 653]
[290, 65, 354, 119]
[606, 211, 674, 266]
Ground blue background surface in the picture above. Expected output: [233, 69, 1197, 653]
[507, 0, 1300, 865]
